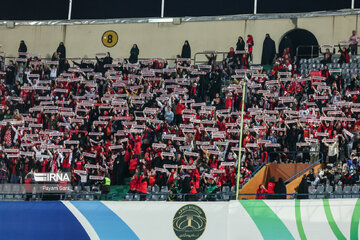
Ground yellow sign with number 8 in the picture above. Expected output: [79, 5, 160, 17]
[102, 30, 118, 48]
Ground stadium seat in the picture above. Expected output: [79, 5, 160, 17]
[159, 194, 167, 201]
[125, 193, 134, 200]
[154, 185, 160, 192]
[222, 186, 230, 193]
[308, 186, 316, 199]
[343, 73, 351, 80]
[343, 186, 352, 198]
[351, 185, 360, 198]
[325, 185, 333, 197]
[334, 185, 343, 198]
[133, 194, 140, 201]
[222, 193, 230, 201]
[3, 185, 13, 200]
[160, 186, 168, 193]
[342, 67, 350, 72]
[150, 194, 160, 201]
[316, 185, 325, 199]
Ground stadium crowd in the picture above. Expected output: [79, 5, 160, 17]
[0, 33, 359, 200]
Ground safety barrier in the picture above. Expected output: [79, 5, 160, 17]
[0, 199, 359, 239]
[0, 190, 358, 201]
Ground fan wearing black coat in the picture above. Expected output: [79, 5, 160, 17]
[274, 177, 287, 199]
[181, 40, 191, 58]
[18, 40, 27, 57]
[297, 176, 309, 199]
[113, 153, 126, 185]
[57, 42, 66, 59]
[129, 44, 139, 64]
[236, 36, 245, 58]
[261, 34, 276, 65]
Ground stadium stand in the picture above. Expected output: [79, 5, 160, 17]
[0, 33, 359, 201]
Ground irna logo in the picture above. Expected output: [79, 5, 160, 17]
[33, 173, 71, 182]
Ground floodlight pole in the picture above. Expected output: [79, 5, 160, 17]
[68, 0, 73, 20]
[254, 0, 257, 15]
[235, 80, 247, 200]
[161, 0, 165, 18]
[351, 0, 355, 10]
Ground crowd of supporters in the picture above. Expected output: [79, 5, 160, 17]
[0, 33, 359, 199]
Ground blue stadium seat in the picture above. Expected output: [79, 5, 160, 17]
[160, 186, 168, 193]
[351, 185, 360, 198]
[308, 186, 316, 199]
[325, 185, 333, 198]
[316, 185, 324, 199]
[150, 194, 160, 201]
[125, 193, 134, 200]
[222, 186, 230, 192]
[333, 185, 343, 198]
[343, 186, 352, 198]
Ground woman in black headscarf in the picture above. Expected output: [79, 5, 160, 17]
[236, 36, 245, 51]
[113, 153, 125, 185]
[18, 40, 27, 56]
[56, 42, 66, 59]
[181, 40, 191, 58]
[274, 177, 287, 199]
[261, 34, 276, 65]
[297, 176, 309, 199]
[129, 44, 139, 64]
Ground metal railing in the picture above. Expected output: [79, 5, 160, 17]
[194, 51, 228, 66]
[284, 151, 324, 183]
[3, 56, 182, 65]
[239, 162, 266, 188]
[296, 44, 360, 59]
[239, 150, 323, 188]
[295, 45, 320, 59]
[267, 150, 322, 163]
[0, 191, 358, 201]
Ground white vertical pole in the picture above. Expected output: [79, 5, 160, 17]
[68, 0, 73, 20]
[253, 0, 257, 15]
[351, 0, 355, 10]
[161, 0, 165, 18]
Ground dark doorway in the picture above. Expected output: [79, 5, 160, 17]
[279, 29, 319, 59]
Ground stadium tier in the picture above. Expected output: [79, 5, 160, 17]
[0, 33, 358, 202]
[1, 1, 360, 240]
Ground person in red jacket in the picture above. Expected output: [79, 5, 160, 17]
[138, 172, 148, 201]
[267, 177, 276, 199]
[175, 100, 185, 124]
[129, 170, 139, 194]
[129, 133, 143, 157]
[129, 156, 138, 175]
[256, 184, 268, 199]
[247, 35, 254, 62]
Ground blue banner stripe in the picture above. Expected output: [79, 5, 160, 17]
[0, 201, 90, 240]
[70, 201, 139, 240]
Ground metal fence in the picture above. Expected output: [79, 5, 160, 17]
[0, 191, 358, 201]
